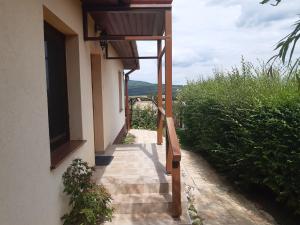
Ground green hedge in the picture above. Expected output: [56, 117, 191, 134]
[131, 105, 157, 130]
[178, 64, 300, 213]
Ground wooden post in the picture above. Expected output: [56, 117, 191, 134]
[91, 54, 104, 152]
[166, 135, 172, 174]
[165, 9, 181, 218]
[157, 40, 163, 145]
[165, 9, 172, 118]
[125, 74, 130, 131]
[165, 9, 173, 175]
[172, 161, 181, 218]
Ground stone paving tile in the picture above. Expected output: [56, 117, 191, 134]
[98, 129, 191, 225]
[128, 129, 277, 225]
[181, 150, 277, 225]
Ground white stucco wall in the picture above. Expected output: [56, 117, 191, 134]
[0, 0, 125, 224]
[101, 47, 126, 150]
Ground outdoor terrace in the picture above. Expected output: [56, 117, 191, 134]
[93, 129, 190, 225]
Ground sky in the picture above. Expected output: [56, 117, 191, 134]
[129, 0, 300, 85]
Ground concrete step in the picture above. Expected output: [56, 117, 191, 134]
[100, 176, 171, 194]
[112, 193, 171, 214]
[94, 141, 192, 224]
[103, 181, 170, 195]
[100, 176, 186, 195]
[104, 212, 191, 225]
[112, 193, 188, 214]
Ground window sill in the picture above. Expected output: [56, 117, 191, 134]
[50, 140, 86, 170]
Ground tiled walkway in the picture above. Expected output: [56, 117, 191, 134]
[182, 150, 277, 225]
[130, 129, 277, 225]
[93, 129, 190, 225]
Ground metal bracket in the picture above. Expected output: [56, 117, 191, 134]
[105, 44, 158, 60]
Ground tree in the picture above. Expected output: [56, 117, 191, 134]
[261, 0, 300, 71]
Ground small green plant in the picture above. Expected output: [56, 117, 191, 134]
[122, 133, 136, 144]
[62, 159, 114, 225]
[186, 185, 204, 225]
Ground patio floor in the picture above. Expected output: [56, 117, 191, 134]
[182, 150, 277, 225]
[93, 130, 190, 225]
[94, 129, 277, 225]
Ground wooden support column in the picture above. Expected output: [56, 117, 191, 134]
[91, 54, 104, 153]
[172, 161, 181, 217]
[165, 9, 173, 174]
[125, 74, 130, 131]
[157, 40, 163, 145]
[165, 9, 173, 118]
[165, 9, 181, 218]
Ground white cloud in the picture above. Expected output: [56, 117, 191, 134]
[208, 0, 300, 27]
[130, 0, 300, 85]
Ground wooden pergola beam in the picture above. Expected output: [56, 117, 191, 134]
[85, 35, 169, 41]
[105, 44, 158, 60]
[82, 4, 172, 12]
[107, 56, 158, 60]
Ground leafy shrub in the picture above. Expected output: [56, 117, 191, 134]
[178, 61, 300, 213]
[131, 105, 157, 130]
[62, 159, 114, 225]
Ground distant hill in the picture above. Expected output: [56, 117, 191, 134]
[128, 80, 183, 96]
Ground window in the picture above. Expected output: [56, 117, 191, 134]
[43, 11, 86, 169]
[44, 22, 70, 151]
[118, 71, 124, 112]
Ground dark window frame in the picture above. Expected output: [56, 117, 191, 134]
[44, 21, 70, 151]
[44, 21, 86, 169]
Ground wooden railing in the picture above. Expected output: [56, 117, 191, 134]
[158, 106, 165, 116]
[166, 117, 182, 218]
[157, 107, 182, 218]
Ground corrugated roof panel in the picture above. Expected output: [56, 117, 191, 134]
[91, 11, 164, 36]
[83, 0, 172, 69]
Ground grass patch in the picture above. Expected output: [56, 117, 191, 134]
[121, 133, 136, 144]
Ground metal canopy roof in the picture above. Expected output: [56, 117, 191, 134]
[82, 0, 172, 70]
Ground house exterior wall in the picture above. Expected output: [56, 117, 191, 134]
[0, 0, 125, 224]
[101, 47, 126, 150]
